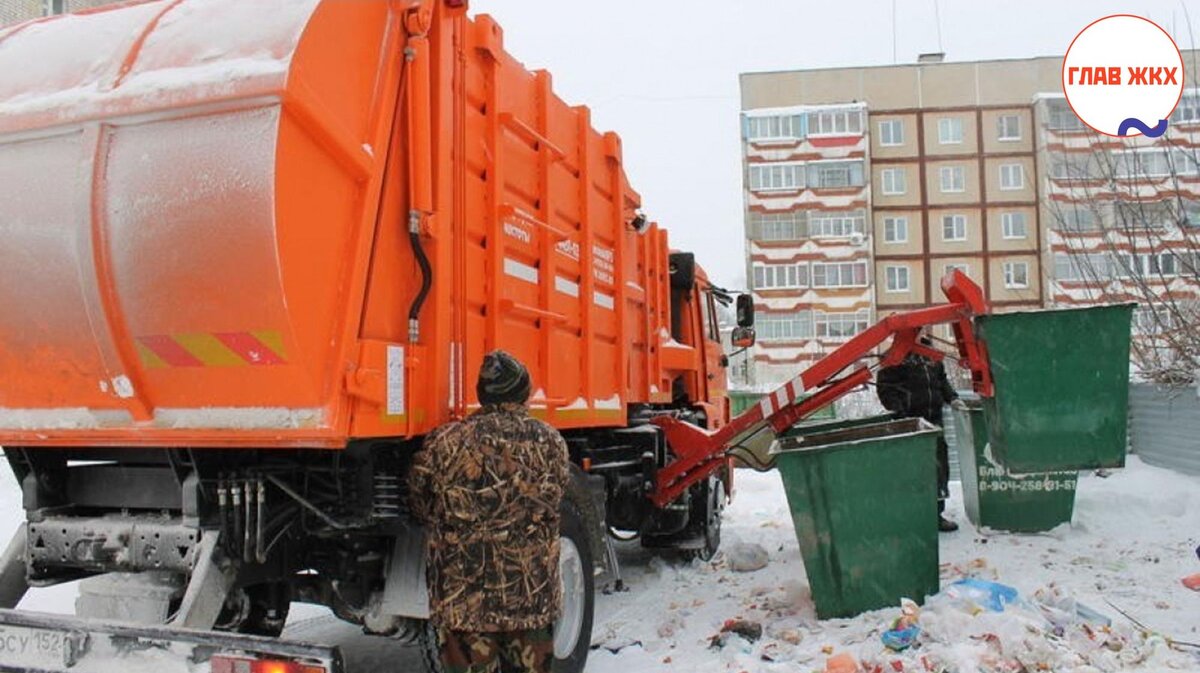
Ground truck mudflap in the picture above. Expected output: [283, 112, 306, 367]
[0, 609, 341, 673]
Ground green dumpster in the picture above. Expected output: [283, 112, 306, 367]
[977, 304, 1134, 474]
[780, 413, 898, 439]
[952, 399, 1078, 532]
[728, 389, 837, 420]
[772, 418, 941, 619]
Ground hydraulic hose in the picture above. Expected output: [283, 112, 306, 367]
[407, 215, 433, 344]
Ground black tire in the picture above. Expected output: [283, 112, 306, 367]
[214, 582, 290, 637]
[416, 498, 596, 673]
[680, 476, 723, 563]
[553, 497, 595, 673]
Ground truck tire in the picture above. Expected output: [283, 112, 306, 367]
[215, 582, 290, 637]
[553, 496, 595, 673]
[417, 496, 596, 673]
[680, 476, 724, 563]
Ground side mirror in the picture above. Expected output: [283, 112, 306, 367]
[732, 326, 756, 349]
[736, 294, 755, 328]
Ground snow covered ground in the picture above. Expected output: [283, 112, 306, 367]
[1, 455, 1197, 672]
[588, 457, 1200, 673]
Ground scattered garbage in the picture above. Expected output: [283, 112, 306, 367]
[881, 599, 922, 651]
[1182, 573, 1200, 591]
[1032, 584, 1112, 628]
[824, 651, 860, 673]
[720, 619, 763, 643]
[941, 578, 1019, 613]
[725, 542, 770, 572]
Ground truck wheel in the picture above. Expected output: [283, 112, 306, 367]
[417, 499, 595, 673]
[681, 476, 723, 563]
[214, 582, 290, 637]
[553, 497, 594, 673]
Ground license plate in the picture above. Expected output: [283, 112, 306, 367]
[0, 624, 66, 668]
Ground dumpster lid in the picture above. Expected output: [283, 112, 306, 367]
[770, 417, 939, 455]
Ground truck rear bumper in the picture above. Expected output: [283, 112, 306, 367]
[0, 609, 341, 673]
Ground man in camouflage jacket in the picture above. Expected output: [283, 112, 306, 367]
[409, 350, 570, 673]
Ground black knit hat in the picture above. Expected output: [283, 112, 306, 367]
[477, 350, 531, 405]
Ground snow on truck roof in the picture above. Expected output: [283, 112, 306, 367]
[0, 0, 318, 135]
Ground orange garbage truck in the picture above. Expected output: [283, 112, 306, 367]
[0, 1, 748, 671]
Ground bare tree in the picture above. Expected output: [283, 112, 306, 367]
[1043, 114, 1200, 385]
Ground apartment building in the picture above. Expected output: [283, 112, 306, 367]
[740, 53, 1200, 383]
[740, 57, 1050, 383]
[741, 103, 872, 382]
[1038, 92, 1200, 336]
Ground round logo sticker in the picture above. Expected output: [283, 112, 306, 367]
[1062, 15, 1184, 138]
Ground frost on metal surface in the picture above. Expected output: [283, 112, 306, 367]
[104, 105, 285, 335]
[0, 132, 97, 369]
[152, 407, 325, 430]
[0, 0, 320, 126]
[0, 409, 132, 430]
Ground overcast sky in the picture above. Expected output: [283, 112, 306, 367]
[469, 1, 1199, 290]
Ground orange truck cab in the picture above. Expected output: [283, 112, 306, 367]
[0, 2, 753, 670]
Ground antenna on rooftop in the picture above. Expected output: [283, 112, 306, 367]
[892, 0, 899, 64]
[933, 0, 944, 54]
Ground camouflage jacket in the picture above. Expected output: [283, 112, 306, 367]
[408, 403, 570, 632]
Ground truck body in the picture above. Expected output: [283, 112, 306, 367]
[0, 2, 736, 671]
[0, 0, 728, 444]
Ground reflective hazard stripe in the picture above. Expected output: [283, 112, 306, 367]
[758, 396, 775, 417]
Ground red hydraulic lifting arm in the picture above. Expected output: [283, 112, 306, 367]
[649, 271, 994, 508]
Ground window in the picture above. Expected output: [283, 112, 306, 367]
[749, 163, 805, 192]
[878, 119, 904, 146]
[811, 261, 869, 288]
[809, 161, 865, 189]
[752, 263, 808, 290]
[815, 310, 872, 340]
[1054, 253, 1112, 281]
[1050, 154, 1100, 180]
[1114, 252, 1183, 278]
[757, 312, 814, 341]
[1178, 201, 1200, 228]
[997, 114, 1022, 141]
[807, 108, 863, 136]
[1045, 100, 1086, 131]
[745, 114, 804, 141]
[942, 214, 967, 242]
[999, 164, 1024, 190]
[1003, 262, 1029, 289]
[880, 168, 907, 195]
[885, 265, 911, 292]
[1114, 201, 1172, 230]
[809, 210, 865, 238]
[1133, 306, 1178, 335]
[1001, 212, 1028, 239]
[938, 117, 964, 144]
[44, 0, 65, 15]
[940, 166, 966, 193]
[944, 263, 970, 278]
[749, 211, 806, 241]
[883, 217, 908, 243]
[705, 292, 720, 342]
[1113, 149, 1175, 179]
[1055, 206, 1099, 232]
[1171, 93, 1200, 124]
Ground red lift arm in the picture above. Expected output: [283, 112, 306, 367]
[650, 271, 994, 508]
